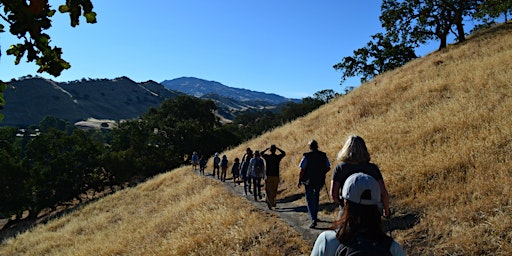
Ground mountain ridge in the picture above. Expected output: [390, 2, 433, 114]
[1, 76, 298, 127]
[161, 77, 299, 104]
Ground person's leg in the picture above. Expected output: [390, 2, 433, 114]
[253, 178, 258, 201]
[266, 176, 279, 207]
[243, 175, 248, 195]
[257, 178, 262, 199]
[305, 186, 319, 227]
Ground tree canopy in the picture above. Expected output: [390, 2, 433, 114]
[0, 0, 97, 121]
[334, 0, 512, 86]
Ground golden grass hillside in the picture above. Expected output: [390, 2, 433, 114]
[212, 23, 512, 255]
[0, 167, 311, 255]
[1, 23, 511, 256]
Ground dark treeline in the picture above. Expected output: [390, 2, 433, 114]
[0, 91, 339, 227]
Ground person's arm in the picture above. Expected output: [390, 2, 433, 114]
[298, 169, 305, 188]
[277, 147, 286, 156]
[330, 180, 342, 204]
[378, 179, 391, 218]
[261, 147, 270, 155]
[298, 156, 307, 187]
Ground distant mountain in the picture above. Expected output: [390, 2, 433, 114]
[1, 77, 182, 127]
[1, 76, 298, 127]
[161, 77, 299, 105]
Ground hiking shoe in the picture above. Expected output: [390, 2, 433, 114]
[265, 198, 273, 210]
[309, 220, 317, 228]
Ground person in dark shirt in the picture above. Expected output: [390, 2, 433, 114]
[298, 139, 330, 228]
[261, 144, 286, 210]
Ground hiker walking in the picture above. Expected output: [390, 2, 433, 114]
[191, 151, 199, 171]
[261, 144, 286, 210]
[298, 139, 330, 228]
[231, 157, 240, 185]
[330, 135, 390, 218]
[199, 155, 206, 175]
[248, 150, 265, 201]
[220, 155, 229, 182]
[240, 148, 254, 195]
[213, 153, 221, 178]
[311, 173, 405, 256]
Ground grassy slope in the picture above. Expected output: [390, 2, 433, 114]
[0, 167, 311, 255]
[1, 23, 511, 255]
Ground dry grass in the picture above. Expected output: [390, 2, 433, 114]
[1, 23, 511, 255]
[205, 23, 512, 255]
[0, 167, 311, 255]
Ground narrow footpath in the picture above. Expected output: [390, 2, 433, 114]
[199, 168, 420, 248]
[200, 170, 337, 245]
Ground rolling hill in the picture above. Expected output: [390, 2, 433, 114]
[2, 76, 298, 127]
[0, 23, 511, 255]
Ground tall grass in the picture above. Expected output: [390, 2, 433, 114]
[1, 23, 511, 255]
[0, 167, 311, 255]
[208, 23, 512, 255]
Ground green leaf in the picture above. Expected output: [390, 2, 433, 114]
[84, 12, 97, 24]
[0, 24, 4, 33]
[59, 5, 70, 13]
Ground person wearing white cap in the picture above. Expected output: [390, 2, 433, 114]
[310, 173, 405, 256]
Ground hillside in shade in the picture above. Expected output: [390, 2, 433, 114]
[1, 77, 182, 127]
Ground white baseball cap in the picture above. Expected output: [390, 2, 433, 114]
[342, 173, 381, 206]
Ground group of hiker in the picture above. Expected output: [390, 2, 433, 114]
[193, 145, 286, 208]
[191, 135, 405, 255]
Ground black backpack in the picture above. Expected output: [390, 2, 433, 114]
[335, 235, 393, 256]
[253, 158, 264, 177]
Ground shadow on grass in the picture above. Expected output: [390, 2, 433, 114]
[383, 212, 420, 233]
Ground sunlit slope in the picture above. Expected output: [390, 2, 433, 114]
[216, 23, 512, 255]
[0, 167, 311, 255]
[1, 23, 510, 256]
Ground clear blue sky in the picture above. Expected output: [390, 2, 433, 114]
[1, 1, 437, 99]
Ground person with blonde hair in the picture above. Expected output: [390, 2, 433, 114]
[330, 135, 390, 218]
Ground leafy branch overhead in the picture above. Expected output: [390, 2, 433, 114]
[0, 0, 96, 120]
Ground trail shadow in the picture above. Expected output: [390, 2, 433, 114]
[276, 205, 308, 213]
[319, 202, 339, 213]
[276, 193, 303, 204]
[383, 212, 420, 233]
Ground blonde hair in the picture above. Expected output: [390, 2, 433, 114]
[337, 135, 371, 162]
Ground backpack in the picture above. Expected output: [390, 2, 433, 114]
[253, 158, 264, 177]
[221, 158, 228, 167]
[335, 235, 393, 256]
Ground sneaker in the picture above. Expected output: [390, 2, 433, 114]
[309, 220, 317, 228]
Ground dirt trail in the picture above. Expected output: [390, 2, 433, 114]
[200, 168, 420, 249]
[200, 170, 338, 245]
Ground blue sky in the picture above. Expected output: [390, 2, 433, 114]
[1, 1, 437, 99]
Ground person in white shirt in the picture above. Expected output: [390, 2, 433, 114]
[311, 173, 406, 256]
